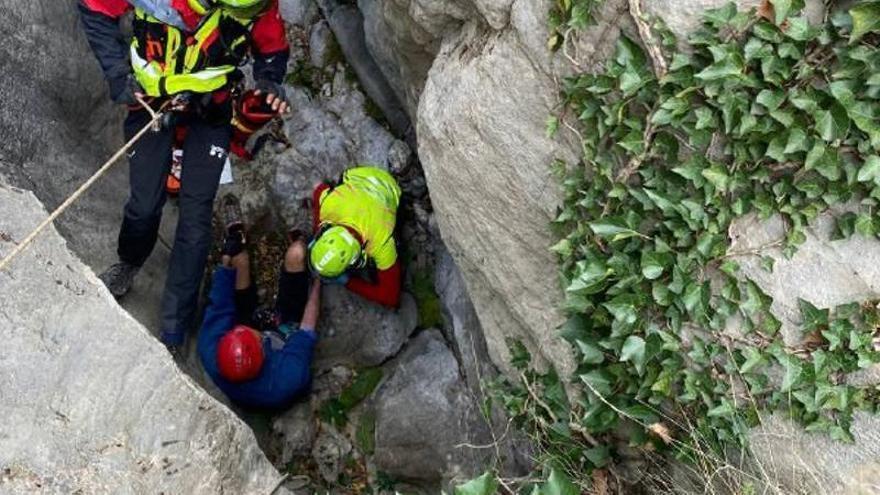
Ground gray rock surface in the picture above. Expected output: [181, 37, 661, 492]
[0, 0, 173, 336]
[0, 183, 284, 494]
[356, 0, 635, 379]
[373, 330, 492, 485]
[434, 243, 494, 393]
[357, 0, 444, 118]
[645, 0, 825, 39]
[315, 1, 414, 144]
[312, 426, 353, 483]
[280, 0, 321, 26]
[729, 210, 880, 346]
[417, 19, 577, 377]
[315, 286, 419, 369]
[309, 21, 336, 68]
[749, 412, 880, 493]
[271, 401, 318, 465]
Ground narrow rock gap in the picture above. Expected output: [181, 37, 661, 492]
[1, 1, 527, 492]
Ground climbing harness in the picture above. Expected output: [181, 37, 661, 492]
[0, 96, 183, 273]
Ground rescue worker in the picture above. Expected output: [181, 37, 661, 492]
[310, 165, 402, 308]
[198, 196, 319, 409]
[78, 0, 290, 348]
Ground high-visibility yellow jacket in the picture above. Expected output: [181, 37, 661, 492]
[316, 167, 401, 270]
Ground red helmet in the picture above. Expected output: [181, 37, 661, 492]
[217, 325, 265, 382]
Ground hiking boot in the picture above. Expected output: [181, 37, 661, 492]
[98, 261, 140, 298]
[221, 194, 247, 257]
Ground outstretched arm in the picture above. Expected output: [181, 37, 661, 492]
[299, 279, 322, 332]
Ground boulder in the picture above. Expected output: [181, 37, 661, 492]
[356, 0, 634, 379]
[0, 182, 284, 493]
[417, 19, 577, 377]
[357, 0, 445, 118]
[373, 330, 491, 485]
[315, 286, 419, 370]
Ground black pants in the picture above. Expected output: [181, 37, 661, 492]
[234, 270, 311, 328]
[117, 108, 232, 343]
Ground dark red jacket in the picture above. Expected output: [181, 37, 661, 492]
[312, 183, 402, 308]
[78, 0, 289, 102]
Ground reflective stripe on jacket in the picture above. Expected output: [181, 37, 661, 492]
[130, 6, 251, 96]
[317, 167, 402, 270]
[79, 0, 289, 102]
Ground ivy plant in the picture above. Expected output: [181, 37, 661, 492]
[479, 1, 880, 490]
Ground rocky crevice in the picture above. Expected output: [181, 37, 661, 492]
[2, 0, 527, 492]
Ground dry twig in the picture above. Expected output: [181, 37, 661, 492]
[628, 0, 667, 79]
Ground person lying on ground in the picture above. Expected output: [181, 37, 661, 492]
[198, 195, 319, 410]
[309, 165, 402, 308]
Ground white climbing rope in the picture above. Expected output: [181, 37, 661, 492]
[0, 98, 172, 273]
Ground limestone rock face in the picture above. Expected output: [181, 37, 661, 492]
[729, 211, 880, 346]
[0, 183, 284, 494]
[417, 22, 575, 376]
[644, 0, 825, 39]
[373, 330, 492, 484]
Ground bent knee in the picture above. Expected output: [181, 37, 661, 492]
[284, 240, 307, 272]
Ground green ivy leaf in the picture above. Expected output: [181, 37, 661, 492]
[740, 347, 766, 374]
[757, 89, 785, 111]
[833, 212, 857, 240]
[576, 339, 605, 364]
[620, 335, 647, 374]
[454, 471, 499, 495]
[584, 445, 611, 467]
[702, 164, 730, 192]
[779, 354, 804, 392]
[542, 468, 579, 495]
[589, 221, 645, 241]
[816, 105, 850, 142]
[696, 58, 743, 81]
[798, 298, 829, 333]
[580, 369, 614, 397]
[742, 280, 770, 316]
[857, 155, 880, 185]
[771, 0, 804, 25]
[855, 213, 876, 237]
[641, 251, 672, 280]
[849, 1, 880, 42]
[603, 293, 640, 325]
[707, 399, 735, 418]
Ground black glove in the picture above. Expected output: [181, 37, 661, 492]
[110, 73, 144, 106]
[255, 79, 288, 107]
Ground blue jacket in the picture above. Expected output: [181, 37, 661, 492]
[198, 267, 316, 410]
